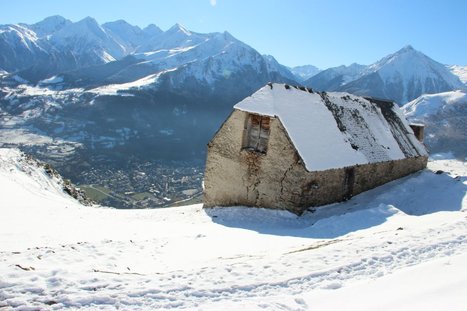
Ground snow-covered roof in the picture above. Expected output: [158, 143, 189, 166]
[234, 83, 427, 171]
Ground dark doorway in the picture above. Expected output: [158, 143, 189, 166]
[343, 167, 355, 200]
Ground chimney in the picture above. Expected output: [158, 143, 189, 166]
[409, 123, 425, 142]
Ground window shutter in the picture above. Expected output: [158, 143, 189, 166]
[244, 114, 270, 153]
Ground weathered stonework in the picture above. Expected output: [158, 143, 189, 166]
[204, 110, 428, 215]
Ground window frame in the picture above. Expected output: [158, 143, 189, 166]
[242, 113, 271, 154]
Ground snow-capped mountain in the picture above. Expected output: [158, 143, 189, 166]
[263, 55, 298, 82]
[449, 65, 467, 85]
[0, 17, 125, 82]
[49, 16, 128, 64]
[290, 64, 321, 81]
[0, 23, 50, 72]
[102, 19, 149, 53]
[141, 23, 207, 52]
[0, 16, 297, 89]
[403, 90, 467, 158]
[343, 45, 465, 104]
[304, 63, 366, 91]
[306, 46, 465, 105]
[28, 15, 72, 37]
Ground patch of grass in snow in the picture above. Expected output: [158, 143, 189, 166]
[79, 185, 112, 202]
[285, 239, 343, 254]
[131, 192, 154, 200]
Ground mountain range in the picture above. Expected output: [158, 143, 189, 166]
[1, 16, 465, 103]
[0, 15, 295, 92]
[0, 16, 466, 207]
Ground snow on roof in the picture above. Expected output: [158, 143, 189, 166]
[234, 83, 427, 171]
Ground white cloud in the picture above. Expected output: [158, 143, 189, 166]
[210, 0, 217, 6]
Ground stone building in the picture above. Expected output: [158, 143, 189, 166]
[204, 83, 428, 215]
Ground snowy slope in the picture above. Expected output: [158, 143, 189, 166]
[403, 90, 467, 158]
[0, 148, 466, 309]
[403, 90, 467, 119]
[135, 30, 243, 70]
[290, 64, 321, 82]
[304, 63, 366, 91]
[263, 55, 297, 81]
[449, 65, 467, 85]
[0, 23, 50, 72]
[49, 17, 126, 63]
[101, 20, 147, 54]
[141, 23, 207, 52]
[87, 70, 175, 95]
[29, 15, 71, 37]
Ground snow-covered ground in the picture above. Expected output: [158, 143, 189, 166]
[0, 148, 466, 310]
[87, 69, 176, 96]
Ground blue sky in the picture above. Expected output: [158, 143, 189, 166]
[1, 0, 466, 68]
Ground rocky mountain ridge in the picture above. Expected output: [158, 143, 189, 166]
[305, 45, 465, 105]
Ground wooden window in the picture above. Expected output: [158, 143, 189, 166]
[244, 114, 270, 153]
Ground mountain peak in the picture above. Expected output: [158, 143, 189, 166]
[222, 30, 237, 42]
[107, 19, 130, 25]
[167, 23, 191, 36]
[143, 24, 163, 36]
[80, 16, 99, 25]
[347, 45, 465, 104]
[31, 15, 71, 36]
[396, 44, 417, 54]
[54, 16, 106, 40]
[35, 15, 69, 25]
[102, 20, 143, 35]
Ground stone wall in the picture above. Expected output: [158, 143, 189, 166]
[204, 110, 428, 215]
[297, 156, 427, 210]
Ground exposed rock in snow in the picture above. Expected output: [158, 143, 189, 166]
[0, 148, 92, 205]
